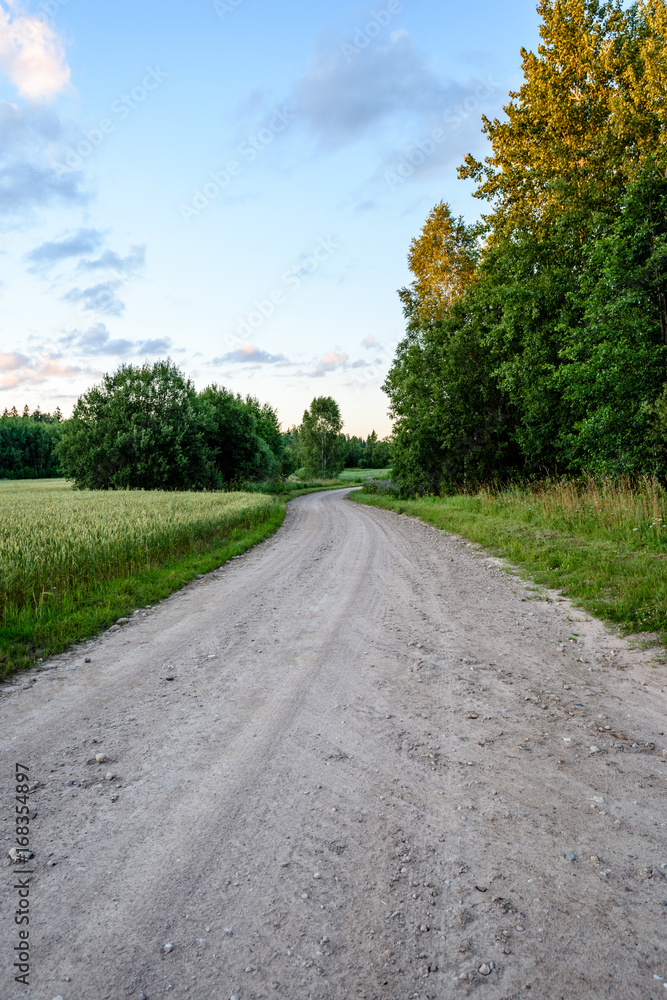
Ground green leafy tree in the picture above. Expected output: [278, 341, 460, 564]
[557, 154, 667, 473]
[200, 385, 283, 484]
[341, 435, 361, 468]
[281, 426, 302, 475]
[384, 0, 667, 493]
[300, 397, 344, 478]
[58, 360, 216, 490]
[459, 0, 649, 247]
[373, 437, 393, 468]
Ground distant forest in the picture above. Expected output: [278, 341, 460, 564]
[0, 406, 64, 480]
[0, 369, 390, 485]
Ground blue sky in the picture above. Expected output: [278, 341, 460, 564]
[0, 0, 540, 435]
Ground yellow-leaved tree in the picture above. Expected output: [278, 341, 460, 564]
[458, 0, 667, 246]
[398, 201, 479, 323]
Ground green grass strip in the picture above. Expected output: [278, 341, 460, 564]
[350, 492, 667, 642]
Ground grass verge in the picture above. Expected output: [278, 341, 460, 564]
[350, 490, 667, 643]
[1, 485, 344, 680]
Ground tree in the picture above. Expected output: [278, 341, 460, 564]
[556, 154, 667, 473]
[398, 201, 479, 322]
[360, 430, 378, 468]
[0, 415, 62, 479]
[459, 0, 645, 248]
[383, 0, 667, 493]
[281, 426, 302, 475]
[341, 434, 363, 468]
[373, 437, 392, 468]
[300, 397, 344, 478]
[57, 360, 216, 490]
[199, 386, 283, 484]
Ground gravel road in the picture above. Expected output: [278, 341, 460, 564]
[1, 488, 666, 1000]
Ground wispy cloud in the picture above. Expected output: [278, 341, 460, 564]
[59, 322, 171, 358]
[78, 244, 146, 276]
[63, 281, 125, 317]
[0, 101, 87, 217]
[309, 349, 349, 377]
[0, 350, 30, 372]
[213, 342, 289, 365]
[289, 29, 454, 148]
[0, 353, 87, 391]
[25, 228, 104, 272]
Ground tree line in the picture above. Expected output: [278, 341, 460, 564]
[385, 0, 667, 495]
[0, 407, 64, 479]
[0, 361, 390, 487]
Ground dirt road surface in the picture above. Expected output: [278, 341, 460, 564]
[1, 488, 666, 1000]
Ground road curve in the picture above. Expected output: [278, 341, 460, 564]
[1, 488, 665, 1000]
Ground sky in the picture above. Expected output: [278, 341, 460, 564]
[0, 0, 541, 437]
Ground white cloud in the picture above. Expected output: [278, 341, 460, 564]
[25, 228, 104, 272]
[59, 322, 172, 357]
[0, 4, 71, 101]
[64, 280, 126, 317]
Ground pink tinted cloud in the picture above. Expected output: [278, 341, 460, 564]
[0, 351, 29, 372]
[0, 354, 88, 390]
[321, 351, 348, 369]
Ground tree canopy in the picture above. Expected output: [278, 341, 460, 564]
[299, 397, 344, 478]
[56, 360, 285, 490]
[385, 0, 667, 495]
[57, 360, 215, 490]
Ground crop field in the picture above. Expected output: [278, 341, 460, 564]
[338, 468, 391, 482]
[0, 480, 282, 676]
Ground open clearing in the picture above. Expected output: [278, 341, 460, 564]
[1, 488, 666, 999]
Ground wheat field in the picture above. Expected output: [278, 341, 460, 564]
[0, 480, 277, 619]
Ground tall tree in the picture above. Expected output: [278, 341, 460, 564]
[300, 397, 344, 478]
[459, 0, 648, 248]
[58, 360, 216, 490]
[200, 386, 283, 484]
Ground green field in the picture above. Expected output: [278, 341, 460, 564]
[338, 468, 391, 482]
[0, 480, 291, 678]
[352, 477, 667, 645]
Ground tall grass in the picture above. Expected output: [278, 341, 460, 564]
[469, 476, 667, 550]
[0, 484, 277, 621]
